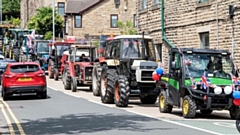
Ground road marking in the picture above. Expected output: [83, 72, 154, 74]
[0, 99, 26, 135]
[213, 122, 235, 128]
[47, 86, 223, 135]
[0, 104, 15, 135]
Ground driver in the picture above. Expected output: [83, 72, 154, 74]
[122, 39, 138, 58]
[80, 54, 90, 62]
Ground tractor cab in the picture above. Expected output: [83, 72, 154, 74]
[48, 42, 72, 80]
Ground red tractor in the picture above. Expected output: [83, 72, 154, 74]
[48, 42, 72, 80]
[62, 44, 97, 92]
[92, 37, 114, 96]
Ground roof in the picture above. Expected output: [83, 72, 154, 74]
[66, 0, 101, 14]
[114, 35, 153, 40]
[8, 62, 39, 66]
[106, 37, 114, 41]
[172, 48, 230, 54]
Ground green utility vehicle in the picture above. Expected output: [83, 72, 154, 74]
[158, 48, 240, 119]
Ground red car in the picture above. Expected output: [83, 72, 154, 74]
[1, 62, 47, 100]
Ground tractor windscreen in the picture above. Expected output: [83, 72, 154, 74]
[37, 42, 49, 54]
[184, 53, 233, 79]
[56, 46, 70, 56]
[120, 38, 155, 59]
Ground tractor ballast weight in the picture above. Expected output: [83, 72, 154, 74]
[48, 42, 72, 80]
[62, 43, 97, 92]
[97, 34, 159, 107]
[158, 48, 240, 119]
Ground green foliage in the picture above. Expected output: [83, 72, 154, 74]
[93, 40, 100, 48]
[8, 16, 21, 26]
[117, 20, 137, 35]
[27, 7, 64, 37]
[3, 0, 20, 13]
[44, 31, 53, 40]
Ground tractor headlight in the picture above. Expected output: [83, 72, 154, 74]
[214, 87, 222, 95]
[224, 86, 232, 94]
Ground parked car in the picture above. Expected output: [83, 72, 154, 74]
[1, 62, 47, 100]
[0, 55, 16, 84]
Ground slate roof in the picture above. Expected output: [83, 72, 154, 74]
[66, 0, 102, 14]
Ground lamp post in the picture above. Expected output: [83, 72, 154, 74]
[0, 0, 2, 24]
[52, 0, 55, 44]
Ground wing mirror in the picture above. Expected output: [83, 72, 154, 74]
[171, 61, 176, 70]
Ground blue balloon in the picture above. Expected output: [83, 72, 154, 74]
[156, 67, 164, 75]
[233, 91, 240, 99]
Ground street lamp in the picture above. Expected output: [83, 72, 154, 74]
[52, 0, 55, 45]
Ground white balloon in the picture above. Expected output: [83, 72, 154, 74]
[214, 87, 222, 95]
[224, 86, 232, 94]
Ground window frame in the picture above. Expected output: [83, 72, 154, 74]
[142, 0, 147, 10]
[110, 14, 118, 28]
[199, 32, 209, 49]
[133, 14, 137, 27]
[74, 15, 82, 28]
[57, 2, 65, 16]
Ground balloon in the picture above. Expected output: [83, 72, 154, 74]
[152, 74, 160, 81]
[156, 67, 164, 75]
[233, 91, 240, 99]
[233, 98, 240, 106]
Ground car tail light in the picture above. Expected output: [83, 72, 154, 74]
[4, 74, 14, 78]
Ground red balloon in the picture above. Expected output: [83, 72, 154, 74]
[152, 74, 160, 81]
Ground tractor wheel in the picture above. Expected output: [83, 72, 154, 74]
[2, 88, 8, 101]
[182, 95, 197, 118]
[13, 48, 20, 62]
[114, 75, 130, 107]
[140, 95, 158, 104]
[92, 64, 100, 96]
[71, 77, 77, 92]
[100, 68, 115, 104]
[63, 65, 71, 90]
[200, 109, 213, 115]
[229, 106, 240, 119]
[159, 90, 173, 113]
[96, 64, 103, 96]
[48, 60, 54, 79]
[54, 68, 59, 81]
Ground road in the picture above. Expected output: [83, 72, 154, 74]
[0, 77, 239, 135]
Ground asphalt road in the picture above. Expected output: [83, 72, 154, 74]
[0, 78, 239, 135]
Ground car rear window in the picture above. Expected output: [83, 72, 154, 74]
[10, 64, 40, 73]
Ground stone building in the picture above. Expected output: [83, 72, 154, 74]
[20, 0, 66, 28]
[137, 0, 240, 69]
[65, 0, 137, 40]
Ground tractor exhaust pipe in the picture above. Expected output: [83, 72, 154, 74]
[142, 32, 146, 59]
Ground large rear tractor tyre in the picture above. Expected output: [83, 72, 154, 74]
[54, 68, 59, 81]
[13, 48, 20, 62]
[114, 75, 130, 107]
[63, 66, 71, 90]
[71, 77, 77, 92]
[159, 90, 173, 113]
[182, 95, 197, 118]
[92, 65, 100, 96]
[229, 106, 240, 120]
[100, 68, 115, 104]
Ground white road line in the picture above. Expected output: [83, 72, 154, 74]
[47, 86, 224, 135]
[0, 104, 15, 135]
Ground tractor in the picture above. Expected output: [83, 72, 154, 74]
[97, 34, 160, 107]
[92, 37, 114, 96]
[0, 24, 15, 52]
[62, 44, 97, 92]
[48, 42, 72, 80]
[34, 40, 50, 71]
[158, 48, 240, 119]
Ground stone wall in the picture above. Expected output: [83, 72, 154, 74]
[66, 0, 137, 38]
[137, 0, 240, 70]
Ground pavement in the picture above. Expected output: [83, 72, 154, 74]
[0, 77, 239, 135]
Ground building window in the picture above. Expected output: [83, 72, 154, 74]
[199, 32, 209, 49]
[110, 14, 118, 28]
[142, 0, 146, 10]
[199, 0, 209, 3]
[154, 0, 159, 5]
[75, 15, 82, 28]
[133, 14, 137, 27]
[57, 2, 65, 16]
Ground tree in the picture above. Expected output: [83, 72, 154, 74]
[3, 0, 20, 13]
[27, 7, 64, 38]
[117, 20, 137, 35]
[6, 16, 21, 26]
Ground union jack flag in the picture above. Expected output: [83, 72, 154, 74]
[190, 77, 196, 89]
[28, 29, 35, 40]
[231, 73, 238, 84]
[27, 36, 32, 48]
[201, 71, 210, 89]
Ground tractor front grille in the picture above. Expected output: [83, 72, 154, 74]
[141, 71, 154, 81]
[85, 66, 93, 81]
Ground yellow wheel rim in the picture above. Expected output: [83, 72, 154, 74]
[9, 50, 11, 58]
[160, 95, 165, 109]
[183, 100, 189, 115]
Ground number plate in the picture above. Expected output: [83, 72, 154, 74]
[18, 77, 32, 81]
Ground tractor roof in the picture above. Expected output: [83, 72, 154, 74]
[106, 37, 114, 41]
[48, 42, 73, 46]
[114, 35, 153, 39]
[9, 29, 33, 32]
[71, 44, 96, 48]
[173, 48, 230, 55]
